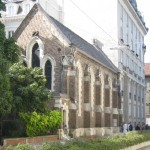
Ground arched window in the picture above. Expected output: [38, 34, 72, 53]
[32, 43, 40, 68]
[45, 60, 52, 90]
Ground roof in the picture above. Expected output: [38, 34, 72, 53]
[145, 63, 150, 76]
[15, 4, 119, 73]
[48, 15, 119, 73]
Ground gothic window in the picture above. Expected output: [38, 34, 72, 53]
[45, 60, 52, 90]
[32, 43, 40, 68]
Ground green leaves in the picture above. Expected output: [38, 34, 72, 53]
[19, 111, 62, 137]
[9, 62, 51, 113]
[3, 38, 20, 64]
[0, 2, 20, 116]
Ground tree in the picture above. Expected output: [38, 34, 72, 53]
[9, 63, 51, 114]
[0, 0, 20, 116]
[0, 3, 12, 115]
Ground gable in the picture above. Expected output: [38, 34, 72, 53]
[14, 4, 118, 73]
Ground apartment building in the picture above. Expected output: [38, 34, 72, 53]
[0, 0, 63, 38]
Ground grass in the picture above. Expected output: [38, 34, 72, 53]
[5, 131, 150, 150]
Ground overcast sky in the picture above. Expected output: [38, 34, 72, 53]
[137, 0, 150, 63]
[58, 0, 150, 63]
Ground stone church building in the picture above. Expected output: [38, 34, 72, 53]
[14, 4, 122, 137]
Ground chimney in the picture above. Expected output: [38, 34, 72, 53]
[93, 38, 103, 50]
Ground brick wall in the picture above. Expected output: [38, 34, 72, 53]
[3, 135, 59, 146]
[15, 10, 65, 96]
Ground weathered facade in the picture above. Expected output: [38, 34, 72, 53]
[14, 4, 121, 137]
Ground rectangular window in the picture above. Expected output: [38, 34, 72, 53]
[120, 27, 123, 39]
[131, 21, 133, 33]
[8, 6, 14, 16]
[134, 105, 136, 117]
[129, 92, 131, 99]
[120, 5, 123, 21]
[131, 60, 133, 71]
[126, 33, 128, 44]
[126, 55, 129, 67]
[129, 104, 131, 116]
[120, 51, 123, 63]
[25, 4, 30, 13]
[8, 31, 14, 38]
[126, 14, 129, 27]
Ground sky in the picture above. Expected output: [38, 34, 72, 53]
[137, 0, 150, 63]
[57, 0, 150, 63]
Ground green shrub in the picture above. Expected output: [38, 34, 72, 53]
[6, 144, 35, 150]
[19, 110, 62, 137]
[6, 131, 150, 150]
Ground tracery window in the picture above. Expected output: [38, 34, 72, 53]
[32, 43, 40, 68]
[45, 60, 52, 90]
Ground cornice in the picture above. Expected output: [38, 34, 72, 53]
[119, 0, 148, 35]
[0, 15, 26, 23]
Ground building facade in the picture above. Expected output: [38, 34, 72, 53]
[63, 0, 148, 124]
[0, 0, 63, 38]
[14, 4, 122, 137]
[145, 63, 150, 125]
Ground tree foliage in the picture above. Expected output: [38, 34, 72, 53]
[0, 8, 12, 115]
[9, 63, 51, 114]
[0, 0, 20, 116]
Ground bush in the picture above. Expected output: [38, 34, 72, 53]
[5, 131, 150, 150]
[6, 144, 34, 150]
[19, 110, 62, 137]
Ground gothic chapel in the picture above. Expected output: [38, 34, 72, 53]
[14, 4, 122, 137]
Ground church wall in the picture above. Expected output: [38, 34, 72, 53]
[15, 9, 68, 96]
[15, 7, 122, 137]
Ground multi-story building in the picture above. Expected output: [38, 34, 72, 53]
[0, 0, 63, 38]
[63, 0, 148, 123]
[145, 63, 150, 125]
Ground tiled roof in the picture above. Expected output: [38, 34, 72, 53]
[144, 63, 150, 76]
[47, 11, 118, 73]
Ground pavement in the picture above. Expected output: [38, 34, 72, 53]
[138, 146, 150, 150]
